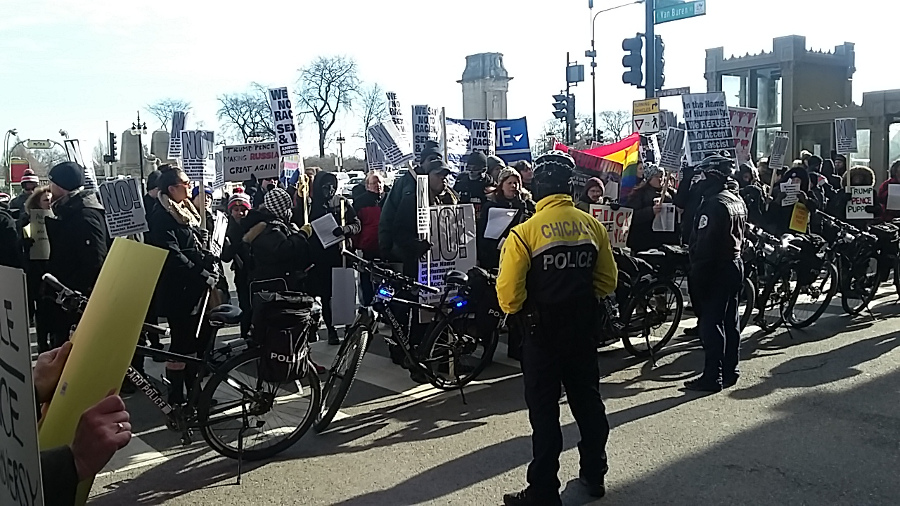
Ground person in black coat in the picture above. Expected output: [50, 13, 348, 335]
[221, 191, 254, 338]
[477, 168, 534, 270]
[145, 164, 218, 405]
[764, 166, 820, 236]
[0, 196, 20, 268]
[454, 151, 493, 219]
[736, 162, 769, 226]
[626, 164, 678, 253]
[141, 169, 163, 352]
[242, 188, 312, 290]
[307, 171, 361, 345]
[379, 142, 442, 260]
[44, 162, 110, 348]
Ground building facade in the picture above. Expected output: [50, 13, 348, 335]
[459, 53, 512, 121]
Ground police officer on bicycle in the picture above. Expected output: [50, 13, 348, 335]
[685, 154, 747, 392]
[497, 151, 617, 505]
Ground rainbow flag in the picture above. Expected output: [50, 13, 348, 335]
[554, 133, 641, 202]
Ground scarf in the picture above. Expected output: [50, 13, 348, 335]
[158, 193, 202, 227]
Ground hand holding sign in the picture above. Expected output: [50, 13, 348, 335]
[71, 393, 133, 481]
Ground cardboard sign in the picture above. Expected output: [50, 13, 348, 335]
[846, 186, 874, 219]
[652, 203, 676, 232]
[887, 184, 900, 211]
[768, 131, 790, 169]
[180, 130, 215, 182]
[789, 203, 809, 233]
[682, 92, 736, 164]
[222, 142, 279, 182]
[365, 141, 385, 171]
[28, 209, 52, 260]
[659, 127, 686, 171]
[0, 266, 45, 506]
[386, 91, 408, 141]
[63, 139, 98, 191]
[411, 105, 442, 160]
[417, 204, 477, 306]
[99, 177, 149, 237]
[368, 121, 414, 166]
[268, 87, 299, 156]
[469, 120, 496, 156]
[728, 107, 758, 165]
[167, 111, 186, 159]
[780, 182, 801, 206]
[590, 205, 633, 248]
[835, 118, 858, 155]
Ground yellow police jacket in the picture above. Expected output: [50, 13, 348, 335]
[497, 194, 617, 314]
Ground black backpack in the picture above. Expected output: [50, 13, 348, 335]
[251, 291, 317, 383]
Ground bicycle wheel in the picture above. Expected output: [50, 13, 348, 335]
[739, 277, 756, 332]
[757, 267, 791, 334]
[621, 280, 683, 358]
[198, 347, 320, 461]
[313, 324, 369, 433]
[785, 262, 838, 328]
[841, 257, 879, 316]
[419, 312, 499, 390]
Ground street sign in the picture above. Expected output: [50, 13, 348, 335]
[633, 98, 661, 135]
[25, 139, 52, 149]
[654, 0, 706, 25]
[633, 98, 660, 116]
[657, 87, 692, 97]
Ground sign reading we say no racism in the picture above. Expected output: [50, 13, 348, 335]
[411, 105, 442, 160]
[268, 87, 299, 156]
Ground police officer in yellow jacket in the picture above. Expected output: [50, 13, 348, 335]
[497, 151, 617, 506]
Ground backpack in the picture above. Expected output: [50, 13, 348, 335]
[250, 291, 317, 383]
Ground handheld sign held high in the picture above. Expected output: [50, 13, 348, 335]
[99, 177, 149, 238]
[268, 87, 299, 157]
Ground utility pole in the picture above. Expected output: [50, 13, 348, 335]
[644, 0, 656, 98]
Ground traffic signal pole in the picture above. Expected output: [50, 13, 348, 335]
[644, 0, 656, 98]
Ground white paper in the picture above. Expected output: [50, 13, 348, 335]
[652, 203, 676, 232]
[0, 266, 45, 506]
[768, 131, 790, 169]
[99, 177, 149, 237]
[845, 186, 874, 220]
[311, 213, 342, 249]
[268, 87, 299, 156]
[29, 209, 52, 260]
[887, 184, 900, 211]
[386, 91, 408, 141]
[780, 182, 800, 207]
[485, 208, 518, 239]
[222, 142, 280, 182]
[659, 127, 686, 171]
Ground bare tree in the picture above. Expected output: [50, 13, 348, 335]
[92, 139, 107, 176]
[296, 55, 360, 157]
[216, 84, 275, 144]
[146, 99, 192, 129]
[597, 110, 632, 142]
[357, 83, 388, 140]
[533, 120, 566, 159]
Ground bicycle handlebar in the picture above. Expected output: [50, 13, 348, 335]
[342, 251, 441, 294]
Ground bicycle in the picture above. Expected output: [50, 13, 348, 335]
[43, 273, 321, 480]
[314, 251, 498, 433]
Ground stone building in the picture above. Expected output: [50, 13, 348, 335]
[458, 53, 512, 120]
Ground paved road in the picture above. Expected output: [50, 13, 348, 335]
[88, 287, 900, 505]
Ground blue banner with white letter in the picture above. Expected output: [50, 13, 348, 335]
[445, 117, 532, 169]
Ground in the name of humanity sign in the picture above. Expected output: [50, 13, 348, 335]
[681, 92, 736, 163]
[222, 142, 280, 182]
[418, 204, 477, 306]
[99, 177, 149, 237]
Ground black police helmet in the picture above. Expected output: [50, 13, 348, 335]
[532, 150, 575, 201]
[696, 154, 736, 178]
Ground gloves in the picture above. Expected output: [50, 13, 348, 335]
[300, 224, 313, 239]
[332, 226, 344, 237]
[609, 203, 621, 211]
[413, 239, 432, 259]
[201, 269, 218, 289]
[864, 205, 879, 214]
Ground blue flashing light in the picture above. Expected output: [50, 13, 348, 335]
[455, 299, 467, 308]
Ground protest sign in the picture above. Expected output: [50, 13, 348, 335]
[311, 213, 342, 249]
[652, 203, 676, 232]
[386, 91, 408, 141]
[368, 121, 414, 166]
[282, 157, 301, 184]
[790, 203, 809, 233]
[835, 118, 858, 155]
[768, 131, 790, 170]
[494, 117, 532, 164]
[180, 130, 215, 182]
[0, 266, 45, 506]
[99, 177, 148, 237]
[846, 186, 874, 219]
[167, 111, 186, 159]
[444, 118, 472, 173]
[208, 210, 229, 258]
[659, 127, 686, 171]
[365, 141, 385, 171]
[63, 139, 98, 190]
[887, 184, 900, 211]
[469, 120, 496, 156]
[590, 205, 633, 248]
[682, 92, 736, 164]
[411, 105, 442, 160]
[418, 204, 477, 306]
[416, 175, 430, 236]
[728, 107, 758, 165]
[212, 152, 225, 189]
[27, 209, 52, 260]
[268, 87, 299, 156]
[222, 142, 279, 182]
[781, 182, 801, 206]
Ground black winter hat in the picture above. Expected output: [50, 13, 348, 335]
[48, 161, 85, 191]
[419, 141, 443, 164]
[146, 170, 162, 192]
[465, 151, 488, 170]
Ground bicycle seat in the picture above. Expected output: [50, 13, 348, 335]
[445, 270, 469, 287]
[209, 304, 242, 325]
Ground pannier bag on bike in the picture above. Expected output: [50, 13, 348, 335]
[251, 291, 317, 383]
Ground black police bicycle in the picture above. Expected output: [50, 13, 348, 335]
[314, 251, 499, 433]
[43, 273, 321, 474]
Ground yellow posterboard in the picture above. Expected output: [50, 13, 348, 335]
[789, 203, 810, 233]
[38, 238, 167, 504]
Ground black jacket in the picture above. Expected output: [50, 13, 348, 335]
[454, 173, 493, 218]
[243, 212, 311, 291]
[739, 183, 768, 226]
[764, 181, 821, 236]
[391, 182, 458, 274]
[45, 190, 109, 294]
[145, 203, 214, 317]
[477, 193, 534, 270]
[0, 203, 20, 268]
[689, 179, 747, 291]
[379, 169, 422, 257]
[626, 183, 678, 253]
[674, 165, 704, 245]
[307, 172, 361, 297]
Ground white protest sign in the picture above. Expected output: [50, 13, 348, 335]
[411, 105, 442, 160]
[222, 142, 279, 182]
[418, 204, 477, 306]
[311, 213, 342, 249]
[590, 205, 633, 248]
[0, 266, 45, 506]
[63, 139, 98, 191]
[365, 141, 385, 172]
[180, 130, 215, 182]
[659, 127, 686, 171]
[780, 182, 800, 206]
[835, 118, 858, 155]
[99, 177, 148, 237]
[444, 119, 472, 173]
[728, 107, 758, 165]
[27, 209, 52, 260]
[887, 185, 900, 211]
[416, 175, 430, 236]
[212, 151, 225, 189]
[268, 87, 299, 156]
[682, 92, 736, 164]
[469, 120, 496, 156]
[368, 121, 414, 166]
[652, 203, 676, 232]
[210, 210, 229, 258]
[846, 186, 874, 219]
[386, 91, 408, 141]
[768, 131, 790, 170]
[167, 111, 187, 159]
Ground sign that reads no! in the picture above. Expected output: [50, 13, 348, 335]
[99, 177, 148, 237]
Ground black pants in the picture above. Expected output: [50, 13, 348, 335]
[235, 273, 252, 338]
[521, 311, 610, 496]
[697, 259, 743, 381]
[167, 313, 212, 357]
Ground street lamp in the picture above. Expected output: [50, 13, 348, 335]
[59, 129, 69, 140]
[336, 131, 346, 172]
[3, 129, 17, 188]
[587, 0, 644, 142]
[131, 111, 148, 194]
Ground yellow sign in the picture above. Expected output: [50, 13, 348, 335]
[633, 98, 660, 116]
[38, 238, 167, 504]
[789, 203, 810, 233]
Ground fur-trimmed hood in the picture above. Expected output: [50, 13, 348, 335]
[845, 165, 875, 187]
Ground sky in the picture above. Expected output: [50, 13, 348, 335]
[0, 0, 895, 160]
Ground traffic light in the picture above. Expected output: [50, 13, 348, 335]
[622, 35, 644, 87]
[552, 94, 568, 120]
[655, 35, 666, 89]
[596, 129, 605, 144]
[104, 132, 118, 163]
